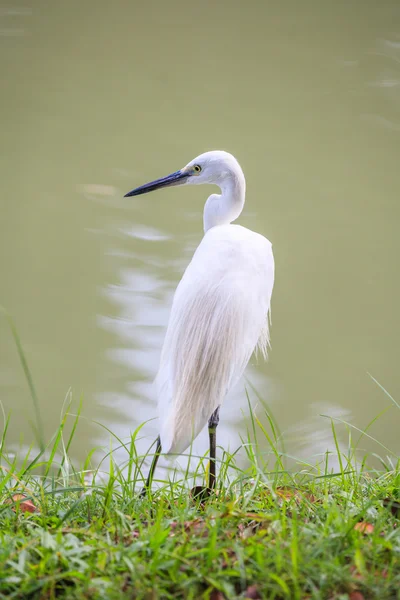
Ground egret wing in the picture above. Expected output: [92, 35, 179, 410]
[156, 224, 274, 455]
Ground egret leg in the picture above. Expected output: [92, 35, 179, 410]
[208, 406, 220, 491]
[140, 436, 162, 497]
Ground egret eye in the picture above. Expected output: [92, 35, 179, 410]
[193, 164, 202, 174]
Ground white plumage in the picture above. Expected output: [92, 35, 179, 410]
[125, 150, 275, 484]
[157, 224, 274, 454]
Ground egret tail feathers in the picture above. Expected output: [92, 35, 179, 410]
[156, 281, 270, 455]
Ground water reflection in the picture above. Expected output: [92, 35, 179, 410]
[361, 36, 400, 131]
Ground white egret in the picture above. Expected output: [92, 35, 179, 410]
[124, 151, 275, 495]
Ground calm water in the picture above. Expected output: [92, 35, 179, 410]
[1, 0, 400, 469]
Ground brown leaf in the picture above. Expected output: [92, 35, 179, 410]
[349, 592, 365, 600]
[276, 487, 298, 500]
[354, 521, 374, 534]
[5, 494, 38, 513]
[242, 512, 268, 520]
[275, 487, 319, 505]
[245, 584, 261, 599]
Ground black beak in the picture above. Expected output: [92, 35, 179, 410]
[124, 169, 190, 197]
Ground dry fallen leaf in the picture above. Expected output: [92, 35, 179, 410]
[274, 487, 318, 505]
[349, 592, 365, 600]
[5, 494, 38, 513]
[276, 487, 298, 500]
[354, 521, 374, 534]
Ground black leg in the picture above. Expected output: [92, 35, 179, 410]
[140, 436, 162, 497]
[208, 406, 220, 491]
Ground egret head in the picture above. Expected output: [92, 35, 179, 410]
[124, 151, 242, 197]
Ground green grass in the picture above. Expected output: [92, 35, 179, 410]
[0, 313, 399, 599]
[0, 405, 399, 600]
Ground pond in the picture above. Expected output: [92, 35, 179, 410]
[1, 0, 399, 472]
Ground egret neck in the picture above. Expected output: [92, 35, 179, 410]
[203, 167, 246, 232]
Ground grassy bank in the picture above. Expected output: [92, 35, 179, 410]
[0, 407, 399, 600]
[0, 313, 399, 599]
